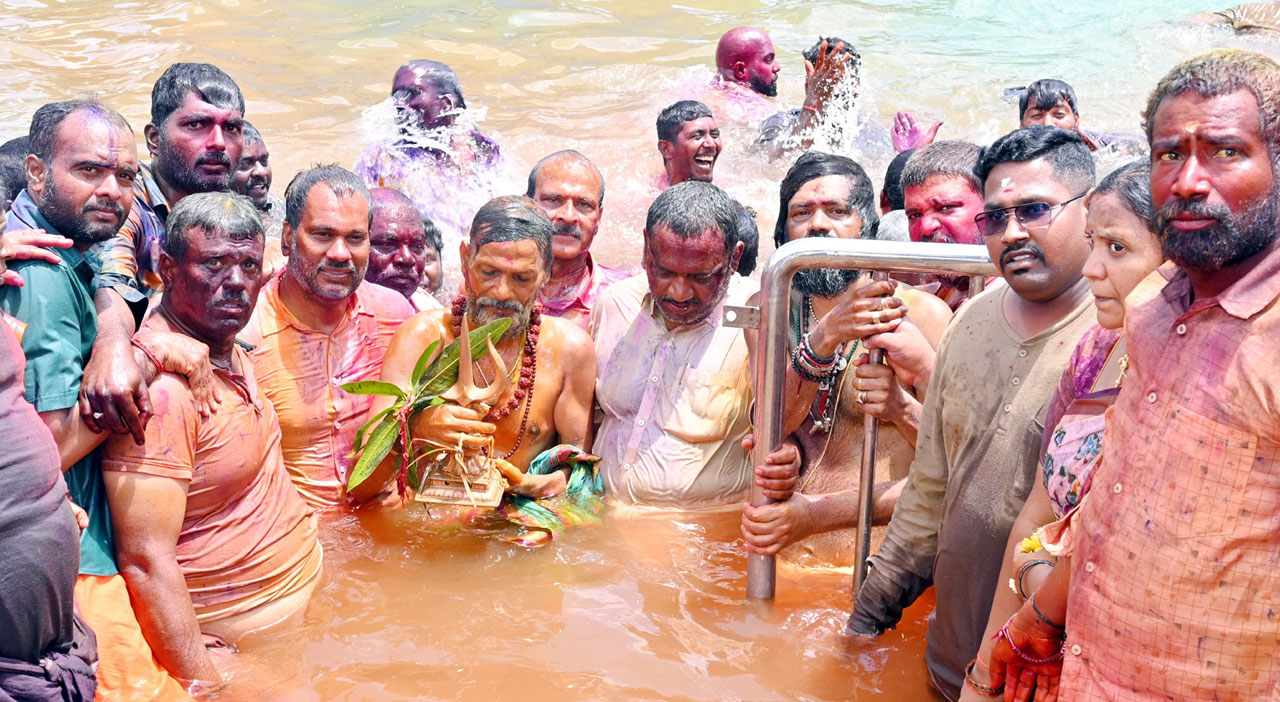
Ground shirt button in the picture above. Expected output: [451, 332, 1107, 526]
[1084, 561, 1096, 573]
[1147, 392, 1157, 403]
[624, 463, 632, 471]
[1113, 482, 1123, 494]
[637, 419, 645, 426]
[1018, 349, 1028, 358]
[1011, 377, 1021, 386]
[651, 376, 659, 383]
[1176, 323, 1187, 335]
[1003, 404, 1012, 412]
[1070, 644, 1082, 656]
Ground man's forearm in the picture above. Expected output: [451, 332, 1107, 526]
[807, 478, 906, 535]
[40, 407, 107, 471]
[94, 287, 137, 343]
[118, 557, 220, 685]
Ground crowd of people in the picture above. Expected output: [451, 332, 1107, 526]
[0, 21, 1277, 702]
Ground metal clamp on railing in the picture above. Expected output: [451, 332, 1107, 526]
[725, 238, 998, 600]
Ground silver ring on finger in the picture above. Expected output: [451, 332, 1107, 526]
[871, 310, 881, 324]
[92, 411, 104, 420]
[858, 390, 868, 404]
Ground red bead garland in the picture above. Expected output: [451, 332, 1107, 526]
[451, 295, 539, 460]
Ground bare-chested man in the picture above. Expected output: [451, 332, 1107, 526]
[740, 151, 952, 567]
[352, 195, 596, 502]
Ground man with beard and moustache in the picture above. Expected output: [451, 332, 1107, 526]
[847, 126, 1096, 702]
[527, 150, 629, 329]
[366, 187, 441, 312]
[588, 181, 759, 508]
[75, 62, 247, 488]
[987, 50, 1280, 702]
[739, 152, 952, 567]
[239, 165, 414, 509]
[654, 101, 722, 189]
[2, 99, 217, 701]
[102, 193, 321, 692]
[352, 195, 596, 504]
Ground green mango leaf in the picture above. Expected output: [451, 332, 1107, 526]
[341, 380, 407, 398]
[409, 339, 441, 387]
[346, 419, 400, 491]
[417, 318, 512, 399]
[350, 403, 399, 457]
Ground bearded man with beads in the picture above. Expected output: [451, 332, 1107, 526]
[352, 195, 597, 509]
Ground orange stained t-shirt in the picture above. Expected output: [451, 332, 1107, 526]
[102, 313, 321, 626]
[239, 276, 414, 507]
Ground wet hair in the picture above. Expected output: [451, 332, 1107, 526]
[1092, 160, 1155, 230]
[644, 180, 740, 257]
[656, 101, 714, 143]
[283, 164, 372, 230]
[1143, 49, 1280, 163]
[1019, 79, 1078, 118]
[241, 121, 264, 147]
[423, 217, 442, 254]
[774, 151, 879, 247]
[468, 195, 553, 270]
[802, 37, 862, 84]
[395, 60, 466, 109]
[525, 149, 606, 206]
[900, 140, 983, 193]
[0, 136, 30, 207]
[28, 99, 134, 162]
[150, 62, 245, 130]
[974, 126, 1095, 193]
[734, 201, 759, 275]
[883, 148, 915, 210]
[163, 191, 264, 264]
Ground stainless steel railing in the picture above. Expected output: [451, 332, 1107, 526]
[736, 238, 998, 599]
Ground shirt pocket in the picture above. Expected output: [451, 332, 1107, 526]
[661, 366, 744, 444]
[1152, 403, 1255, 539]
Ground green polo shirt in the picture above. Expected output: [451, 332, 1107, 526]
[1, 204, 116, 577]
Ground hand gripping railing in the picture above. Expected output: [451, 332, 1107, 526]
[727, 238, 998, 600]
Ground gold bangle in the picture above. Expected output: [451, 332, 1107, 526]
[964, 659, 1003, 696]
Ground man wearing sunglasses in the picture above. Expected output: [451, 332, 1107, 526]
[848, 125, 1096, 701]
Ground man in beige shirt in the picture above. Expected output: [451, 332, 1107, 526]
[589, 181, 755, 508]
[848, 126, 1096, 701]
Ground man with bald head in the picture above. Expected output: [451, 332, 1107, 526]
[716, 27, 781, 98]
[367, 186, 441, 312]
[527, 150, 628, 328]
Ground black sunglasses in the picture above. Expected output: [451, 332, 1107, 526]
[973, 192, 1087, 237]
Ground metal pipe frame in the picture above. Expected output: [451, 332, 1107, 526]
[747, 238, 998, 600]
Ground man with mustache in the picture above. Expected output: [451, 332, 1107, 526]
[102, 192, 321, 694]
[655, 101, 722, 189]
[739, 151, 953, 566]
[527, 150, 628, 329]
[75, 62, 247, 487]
[353, 195, 596, 502]
[588, 181, 758, 507]
[239, 165, 414, 508]
[366, 186, 441, 312]
[847, 125, 1095, 701]
[901, 140, 989, 309]
[988, 49, 1280, 702]
[1, 99, 211, 701]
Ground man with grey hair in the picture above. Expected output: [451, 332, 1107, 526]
[239, 164, 414, 508]
[353, 195, 596, 503]
[901, 139, 988, 310]
[588, 181, 757, 507]
[102, 192, 321, 689]
[526, 150, 629, 328]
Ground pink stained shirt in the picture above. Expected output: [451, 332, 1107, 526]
[538, 254, 631, 330]
[1061, 256, 1280, 700]
[239, 276, 414, 507]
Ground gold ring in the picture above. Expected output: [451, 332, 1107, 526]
[871, 310, 881, 324]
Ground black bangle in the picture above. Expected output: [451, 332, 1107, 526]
[1015, 558, 1055, 600]
[790, 345, 827, 382]
[1029, 593, 1066, 630]
[802, 331, 836, 364]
